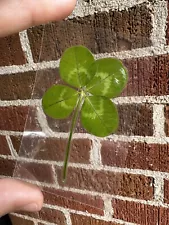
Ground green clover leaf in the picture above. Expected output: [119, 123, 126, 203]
[42, 45, 128, 181]
[81, 96, 119, 137]
[42, 85, 78, 119]
[59, 46, 95, 88]
[86, 58, 128, 98]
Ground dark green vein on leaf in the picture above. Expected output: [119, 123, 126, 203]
[43, 94, 79, 111]
[85, 96, 111, 135]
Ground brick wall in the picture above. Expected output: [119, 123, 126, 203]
[0, 0, 169, 224]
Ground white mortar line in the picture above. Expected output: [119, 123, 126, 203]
[13, 209, 137, 225]
[90, 138, 102, 166]
[99, 134, 169, 144]
[64, 211, 72, 225]
[36, 106, 54, 135]
[0, 96, 167, 107]
[114, 96, 169, 105]
[1, 129, 169, 144]
[70, 0, 150, 18]
[95, 45, 169, 61]
[19, 30, 34, 64]
[5, 173, 169, 211]
[0, 99, 39, 107]
[149, 0, 168, 47]
[11, 213, 56, 225]
[43, 203, 137, 225]
[2, 153, 169, 179]
[0, 95, 169, 108]
[5, 135, 18, 158]
[1, 45, 169, 75]
[0, 130, 22, 136]
[102, 195, 113, 220]
[11, 213, 37, 224]
[50, 186, 169, 209]
[153, 104, 166, 137]
[0, 95, 169, 107]
[154, 176, 164, 204]
[51, 164, 60, 188]
[0, 60, 59, 75]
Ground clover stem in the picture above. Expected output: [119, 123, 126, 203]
[62, 92, 84, 182]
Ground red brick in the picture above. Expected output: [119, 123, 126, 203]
[71, 214, 120, 225]
[123, 54, 169, 96]
[166, 1, 169, 45]
[117, 104, 153, 136]
[165, 105, 169, 136]
[28, 4, 152, 62]
[39, 207, 66, 224]
[2, 53, 169, 101]
[18, 207, 66, 224]
[159, 207, 169, 225]
[0, 135, 11, 155]
[0, 34, 26, 66]
[9, 135, 21, 154]
[47, 104, 153, 136]
[0, 158, 16, 176]
[164, 179, 169, 204]
[46, 109, 88, 133]
[46, 115, 84, 133]
[43, 187, 104, 215]
[11, 136, 92, 163]
[15, 161, 55, 183]
[112, 199, 169, 225]
[0, 68, 59, 100]
[56, 167, 154, 200]
[0, 72, 34, 100]
[0, 106, 41, 131]
[2, 53, 168, 101]
[33, 68, 61, 98]
[10, 215, 34, 225]
[113, 199, 158, 225]
[101, 141, 169, 173]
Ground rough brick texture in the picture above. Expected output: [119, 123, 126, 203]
[0, 71, 35, 100]
[17, 207, 66, 224]
[166, 1, 169, 45]
[15, 161, 55, 183]
[28, 4, 152, 62]
[164, 179, 169, 204]
[0, 68, 60, 101]
[0, 158, 15, 177]
[71, 214, 120, 225]
[0, 68, 59, 100]
[117, 104, 153, 136]
[57, 167, 154, 200]
[0, 34, 26, 66]
[10, 215, 34, 225]
[101, 141, 169, 173]
[164, 105, 169, 136]
[0, 136, 11, 155]
[0, 106, 41, 131]
[43, 187, 104, 215]
[11, 135, 92, 163]
[112, 199, 169, 225]
[46, 103, 153, 136]
[1, 54, 169, 101]
[123, 54, 169, 96]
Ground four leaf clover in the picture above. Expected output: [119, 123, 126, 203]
[42, 46, 128, 180]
